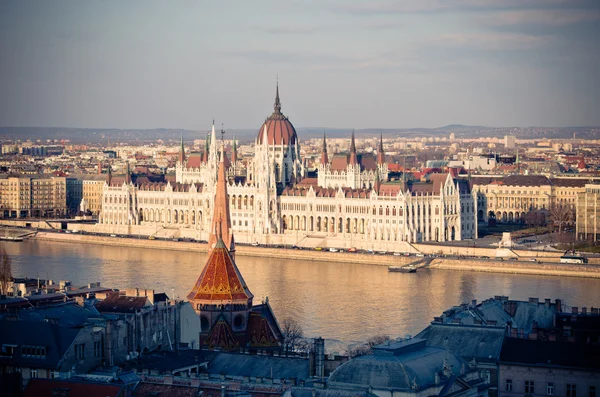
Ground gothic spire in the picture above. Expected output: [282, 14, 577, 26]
[377, 133, 385, 165]
[274, 81, 281, 114]
[232, 136, 237, 163]
[106, 164, 112, 185]
[125, 161, 131, 184]
[178, 134, 186, 165]
[320, 132, 329, 165]
[349, 130, 358, 165]
[207, 141, 235, 258]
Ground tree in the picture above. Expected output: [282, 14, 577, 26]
[347, 334, 391, 358]
[548, 203, 574, 234]
[0, 245, 12, 296]
[281, 318, 304, 353]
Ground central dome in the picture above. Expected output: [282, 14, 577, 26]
[257, 84, 298, 145]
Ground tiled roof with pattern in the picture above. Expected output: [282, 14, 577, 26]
[187, 243, 253, 303]
[204, 316, 240, 351]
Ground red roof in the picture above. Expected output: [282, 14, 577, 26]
[256, 85, 297, 145]
[185, 153, 204, 168]
[204, 316, 240, 351]
[24, 378, 124, 397]
[187, 243, 253, 303]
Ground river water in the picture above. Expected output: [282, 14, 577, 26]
[5, 240, 600, 350]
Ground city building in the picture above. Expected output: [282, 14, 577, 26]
[504, 135, 516, 149]
[327, 338, 488, 397]
[97, 86, 478, 248]
[576, 183, 600, 241]
[471, 175, 589, 224]
[498, 338, 599, 397]
[0, 175, 67, 218]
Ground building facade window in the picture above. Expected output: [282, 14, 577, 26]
[525, 380, 535, 394]
[547, 382, 554, 395]
[567, 384, 577, 397]
[94, 341, 102, 358]
[30, 369, 38, 378]
[505, 379, 513, 392]
[75, 343, 85, 360]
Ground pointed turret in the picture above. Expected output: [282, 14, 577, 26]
[377, 133, 385, 165]
[207, 142, 235, 257]
[349, 130, 358, 165]
[232, 136, 237, 163]
[274, 81, 282, 114]
[125, 162, 131, 184]
[106, 164, 112, 185]
[320, 132, 329, 165]
[373, 170, 381, 193]
[178, 134, 186, 165]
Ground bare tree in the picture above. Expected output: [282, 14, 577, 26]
[367, 334, 390, 348]
[281, 318, 304, 353]
[347, 334, 391, 358]
[0, 245, 12, 296]
[548, 203, 574, 233]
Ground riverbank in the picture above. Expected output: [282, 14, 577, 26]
[429, 258, 600, 279]
[33, 232, 415, 267]
[32, 232, 600, 278]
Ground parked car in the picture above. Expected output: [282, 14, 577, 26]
[348, 247, 357, 253]
[329, 248, 339, 252]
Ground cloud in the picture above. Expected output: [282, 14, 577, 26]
[250, 25, 319, 35]
[330, 0, 593, 15]
[429, 32, 550, 50]
[361, 20, 406, 30]
[479, 9, 600, 27]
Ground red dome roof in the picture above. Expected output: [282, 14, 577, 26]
[256, 84, 298, 146]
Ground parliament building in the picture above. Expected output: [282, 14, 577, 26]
[99, 85, 478, 251]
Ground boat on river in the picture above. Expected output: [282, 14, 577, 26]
[388, 265, 417, 273]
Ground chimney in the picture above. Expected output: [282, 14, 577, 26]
[591, 307, 599, 314]
[582, 307, 587, 315]
[529, 297, 539, 305]
[471, 299, 477, 308]
[555, 299, 562, 312]
[572, 307, 578, 314]
[545, 298, 551, 308]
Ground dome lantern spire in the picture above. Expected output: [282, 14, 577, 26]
[274, 80, 282, 114]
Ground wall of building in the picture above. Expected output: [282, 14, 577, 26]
[499, 364, 599, 397]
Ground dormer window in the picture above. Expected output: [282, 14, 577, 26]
[21, 345, 46, 358]
[1, 344, 17, 357]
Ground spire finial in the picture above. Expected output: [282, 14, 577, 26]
[274, 78, 281, 114]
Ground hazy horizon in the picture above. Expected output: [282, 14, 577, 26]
[1, 0, 599, 130]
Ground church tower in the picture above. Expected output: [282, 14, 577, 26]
[318, 132, 330, 188]
[187, 140, 282, 351]
[377, 133, 389, 182]
[347, 131, 360, 189]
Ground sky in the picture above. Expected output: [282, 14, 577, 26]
[1, 0, 599, 130]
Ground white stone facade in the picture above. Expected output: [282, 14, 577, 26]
[98, 94, 477, 249]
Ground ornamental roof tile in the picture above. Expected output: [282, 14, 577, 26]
[205, 316, 240, 351]
[187, 244, 253, 303]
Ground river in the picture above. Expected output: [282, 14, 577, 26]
[4, 240, 600, 350]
